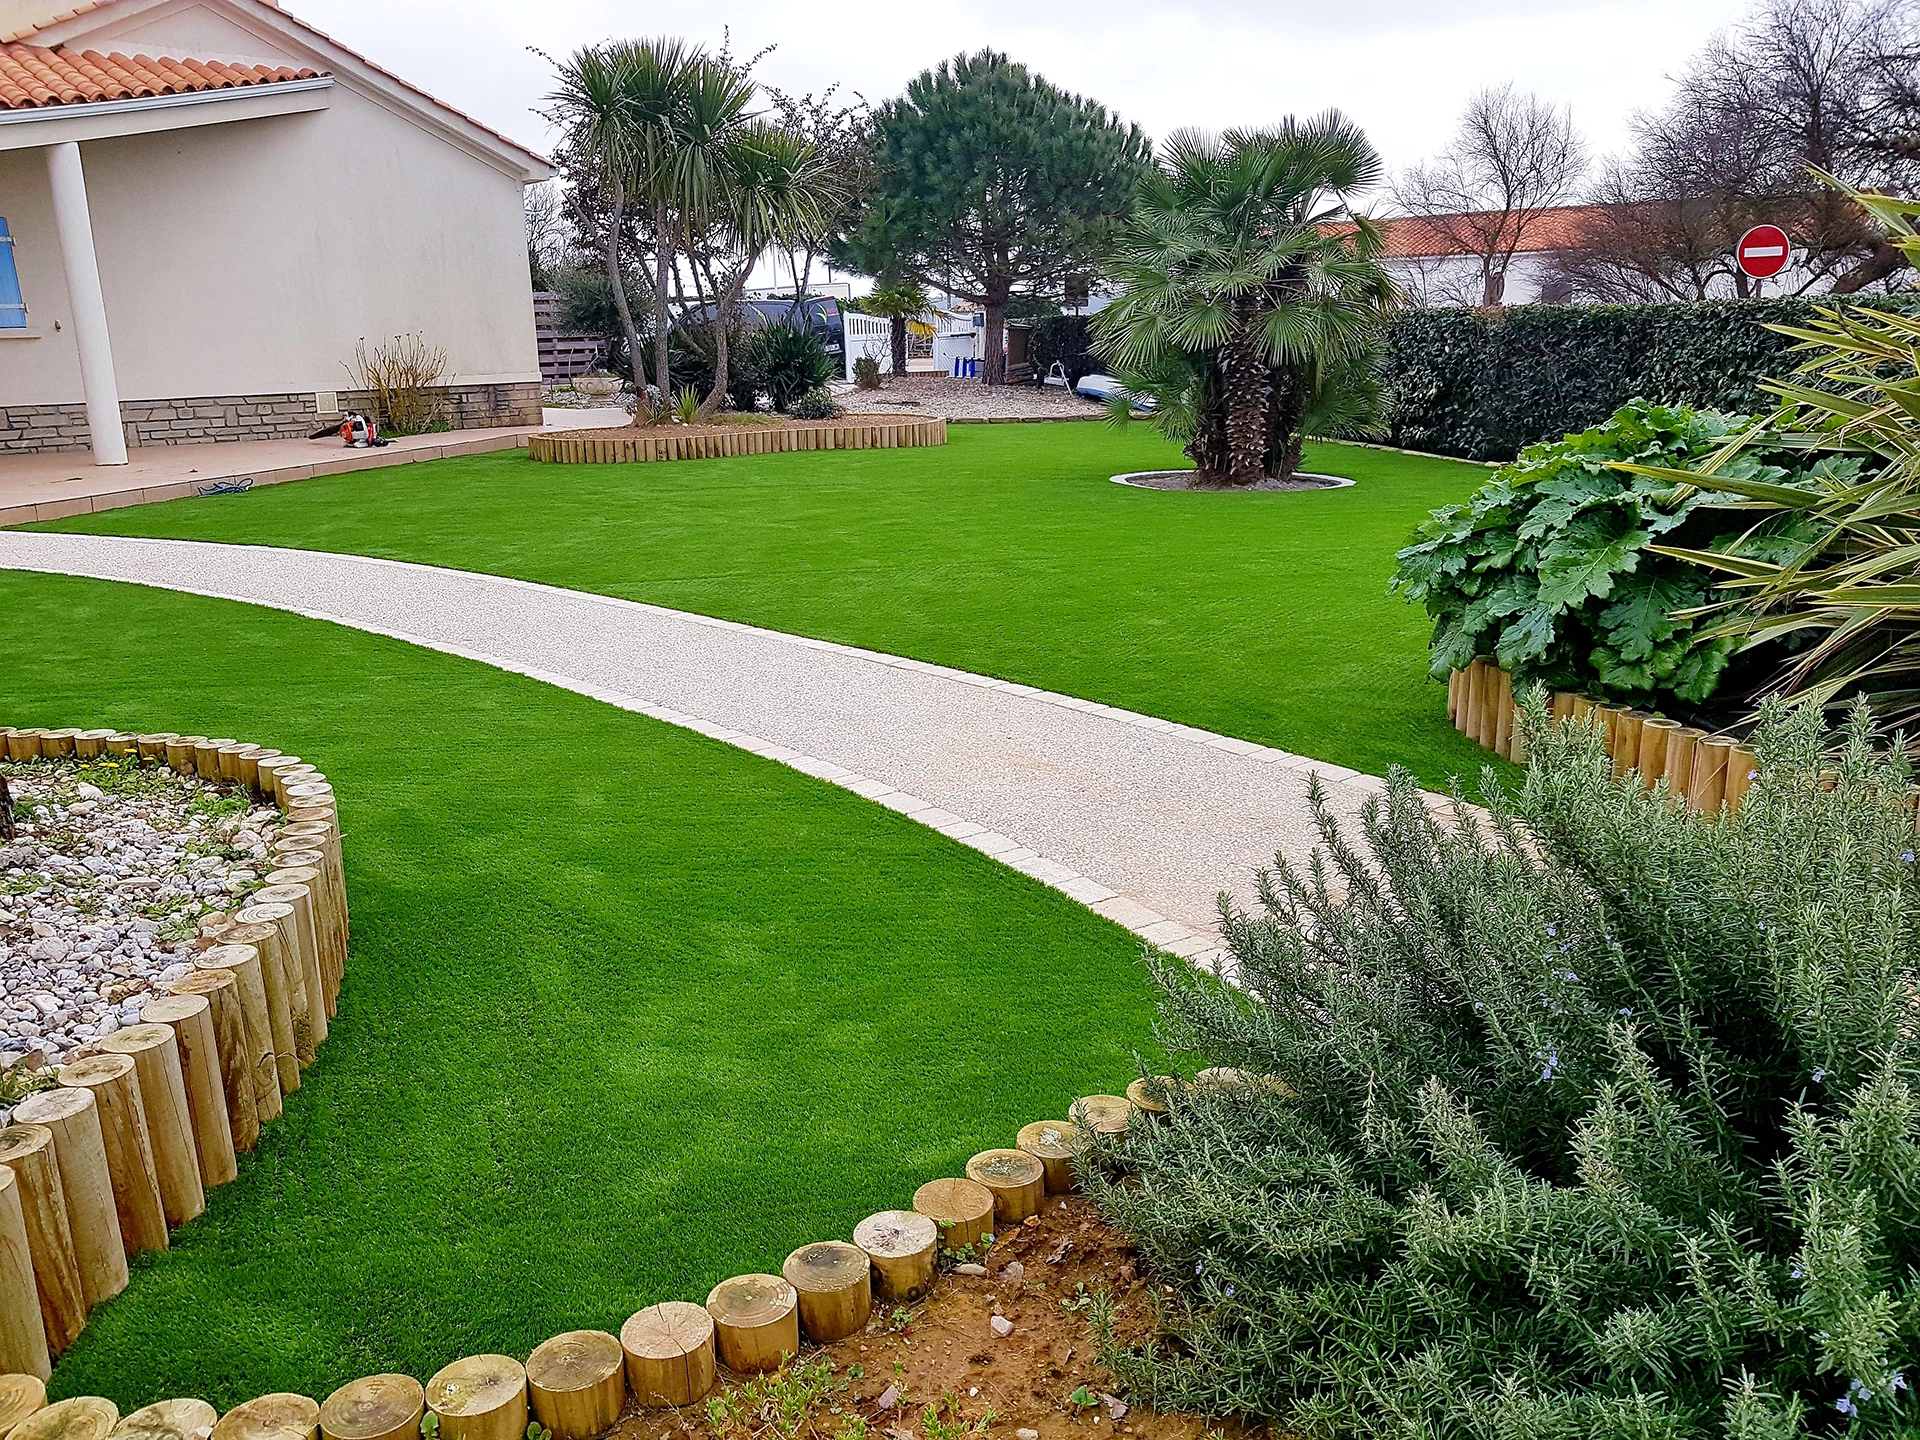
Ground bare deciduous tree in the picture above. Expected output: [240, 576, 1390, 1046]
[1394, 84, 1587, 306]
[1558, 0, 1920, 300]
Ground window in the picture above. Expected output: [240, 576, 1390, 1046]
[0, 218, 23, 329]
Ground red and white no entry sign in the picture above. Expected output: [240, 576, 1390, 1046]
[1737, 224, 1792, 279]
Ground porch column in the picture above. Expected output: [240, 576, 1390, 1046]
[44, 140, 126, 466]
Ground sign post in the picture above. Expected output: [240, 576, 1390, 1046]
[1736, 224, 1791, 280]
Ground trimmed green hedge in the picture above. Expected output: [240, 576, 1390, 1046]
[1379, 296, 1920, 462]
[1030, 315, 1100, 386]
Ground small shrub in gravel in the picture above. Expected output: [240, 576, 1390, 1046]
[790, 388, 842, 421]
[0, 752, 285, 1064]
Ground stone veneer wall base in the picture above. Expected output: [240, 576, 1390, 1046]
[0, 384, 541, 454]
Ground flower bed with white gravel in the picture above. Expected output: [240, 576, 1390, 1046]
[0, 755, 283, 1063]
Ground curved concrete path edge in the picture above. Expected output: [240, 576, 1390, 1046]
[0, 532, 1404, 964]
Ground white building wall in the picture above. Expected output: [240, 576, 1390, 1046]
[0, 4, 539, 412]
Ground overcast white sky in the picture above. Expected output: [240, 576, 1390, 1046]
[293, 0, 1753, 182]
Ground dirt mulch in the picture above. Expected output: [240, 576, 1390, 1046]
[1112, 471, 1352, 493]
[603, 1197, 1241, 1440]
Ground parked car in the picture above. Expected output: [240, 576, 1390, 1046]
[675, 298, 847, 372]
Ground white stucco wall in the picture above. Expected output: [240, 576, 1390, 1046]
[0, 2, 540, 409]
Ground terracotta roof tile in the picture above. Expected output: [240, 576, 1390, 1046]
[0, 41, 321, 109]
[1325, 205, 1616, 260]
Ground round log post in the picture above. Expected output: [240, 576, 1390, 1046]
[209, 1396, 317, 1440]
[253, 758, 301, 804]
[104, 735, 138, 758]
[57, 1054, 166, 1255]
[782, 1242, 871, 1343]
[73, 732, 114, 761]
[424, 1357, 526, 1440]
[1569, 695, 1595, 729]
[268, 844, 345, 994]
[234, 904, 321, 1058]
[1637, 719, 1676, 792]
[113, 1400, 217, 1440]
[0, 1168, 50, 1380]
[268, 767, 317, 806]
[911, 1178, 995, 1252]
[1016, 1120, 1079, 1194]
[221, 921, 298, 1092]
[1492, 668, 1514, 761]
[1460, 660, 1483, 744]
[193, 741, 227, 781]
[163, 739, 203, 776]
[1474, 662, 1500, 750]
[705, 1275, 798, 1375]
[964, 1149, 1045, 1225]
[134, 735, 176, 763]
[318, 1377, 422, 1440]
[0, 1126, 84, 1354]
[248, 888, 329, 1029]
[525, 1331, 624, 1440]
[164, 970, 259, 1155]
[12, 1399, 116, 1440]
[37, 732, 77, 761]
[256, 877, 329, 1020]
[619, 1303, 715, 1409]
[4, 733, 41, 762]
[216, 745, 253, 783]
[1611, 712, 1645, 779]
[140, 995, 236, 1189]
[1070, 1095, 1131, 1140]
[853, 1210, 937, 1303]
[1690, 736, 1733, 815]
[239, 751, 280, 794]
[97, 1025, 204, 1228]
[1725, 745, 1759, 811]
[0, 1374, 44, 1437]
[194, 946, 280, 1122]
[1664, 727, 1703, 809]
[1447, 669, 1462, 727]
[1124, 1078, 1170, 1121]
[9, 1089, 125, 1307]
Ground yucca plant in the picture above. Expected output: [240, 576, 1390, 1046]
[1624, 179, 1920, 734]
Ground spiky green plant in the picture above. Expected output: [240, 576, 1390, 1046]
[1090, 694, 1920, 1438]
[1631, 180, 1920, 736]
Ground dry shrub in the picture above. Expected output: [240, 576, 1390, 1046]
[346, 333, 449, 435]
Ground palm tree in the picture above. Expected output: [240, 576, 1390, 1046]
[694, 121, 838, 416]
[1093, 115, 1398, 485]
[863, 277, 929, 375]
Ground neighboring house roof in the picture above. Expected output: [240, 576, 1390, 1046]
[0, 39, 318, 107]
[1325, 205, 1615, 260]
[1, 0, 550, 173]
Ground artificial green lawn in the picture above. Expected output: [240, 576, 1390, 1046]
[37, 423, 1495, 787]
[0, 571, 1158, 1408]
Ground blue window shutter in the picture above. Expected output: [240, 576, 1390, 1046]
[0, 219, 25, 329]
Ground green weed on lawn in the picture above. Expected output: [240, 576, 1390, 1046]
[0, 570, 1158, 1408]
[36, 423, 1496, 787]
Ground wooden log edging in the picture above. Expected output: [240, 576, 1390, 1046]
[526, 416, 947, 465]
[1, 729, 1198, 1435]
[0, 725, 352, 1372]
[1445, 659, 1761, 815]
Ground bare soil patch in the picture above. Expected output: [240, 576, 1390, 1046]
[604, 1197, 1238, 1440]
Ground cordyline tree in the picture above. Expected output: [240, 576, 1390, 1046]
[1093, 117, 1398, 486]
[843, 50, 1151, 385]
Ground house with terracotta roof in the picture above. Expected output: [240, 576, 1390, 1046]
[0, 0, 553, 463]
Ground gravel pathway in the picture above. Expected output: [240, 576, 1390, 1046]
[836, 374, 1104, 421]
[0, 533, 1393, 960]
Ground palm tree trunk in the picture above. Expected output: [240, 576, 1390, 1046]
[652, 201, 674, 403]
[1185, 361, 1229, 483]
[602, 172, 645, 426]
[1264, 365, 1307, 481]
[1220, 332, 1268, 487]
[890, 315, 908, 376]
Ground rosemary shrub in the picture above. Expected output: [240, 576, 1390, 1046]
[1090, 698, 1920, 1437]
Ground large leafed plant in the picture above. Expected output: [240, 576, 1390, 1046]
[1392, 400, 1814, 707]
